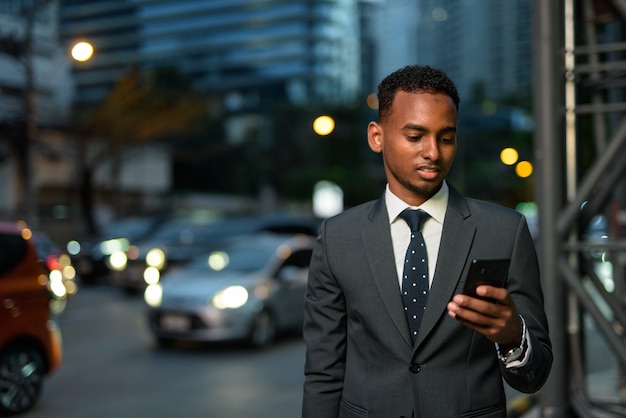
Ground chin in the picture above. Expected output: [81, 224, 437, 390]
[407, 181, 443, 198]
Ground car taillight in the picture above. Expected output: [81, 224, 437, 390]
[46, 255, 61, 271]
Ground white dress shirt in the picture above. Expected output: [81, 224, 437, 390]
[386, 181, 449, 289]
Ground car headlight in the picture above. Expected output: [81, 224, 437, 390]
[48, 270, 67, 299]
[108, 250, 128, 271]
[144, 284, 163, 307]
[212, 286, 248, 309]
[144, 266, 160, 285]
[146, 248, 166, 269]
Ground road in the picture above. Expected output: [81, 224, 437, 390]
[21, 282, 621, 418]
[23, 285, 306, 418]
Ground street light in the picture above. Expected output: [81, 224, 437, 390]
[313, 115, 335, 136]
[500, 147, 519, 165]
[515, 161, 533, 178]
[70, 41, 94, 62]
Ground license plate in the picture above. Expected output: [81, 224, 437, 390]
[160, 314, 190, 331]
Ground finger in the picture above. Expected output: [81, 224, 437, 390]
[452, 293, 502, 319]
[475, 285, 508, 302]
[448, 301, 496, 326]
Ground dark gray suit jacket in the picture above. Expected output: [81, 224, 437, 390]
[302, 185, 552, 418]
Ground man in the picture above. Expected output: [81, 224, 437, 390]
[302, 65, 552, 418]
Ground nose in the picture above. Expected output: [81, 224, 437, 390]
[421, 136, 439, 160]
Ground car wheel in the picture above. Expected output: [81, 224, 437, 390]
[249, 310, 276, 348]
[0, 345, 45, 415]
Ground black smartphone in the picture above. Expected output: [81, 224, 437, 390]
[462, 258, 510, 299]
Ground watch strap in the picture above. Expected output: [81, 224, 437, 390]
[498, 315, 527, 364]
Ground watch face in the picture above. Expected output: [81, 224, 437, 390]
[504, 347, 523, 363]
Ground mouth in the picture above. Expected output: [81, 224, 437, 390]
[417, 166, 440, 180]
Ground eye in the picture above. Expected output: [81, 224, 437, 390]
[407, 135, 422, 142]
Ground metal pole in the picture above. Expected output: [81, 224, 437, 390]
[23, 6, 38, 228]
[533, 0, 568, 416]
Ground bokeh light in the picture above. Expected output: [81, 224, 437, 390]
[313, 115, 335, 136]
[144, 266, 160, 285]
[208, 251, 229, 271]
[71, 41, 94, 62]
[366, 93, 378, 110]
[500, 148, 519, 165]
[432, 7, 448, 21]
[66, 240, 81, 256]
[515, 161, 533, 178]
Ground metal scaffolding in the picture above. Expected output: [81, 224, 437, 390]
[534, 0, 626, 416]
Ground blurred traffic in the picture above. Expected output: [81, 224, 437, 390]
[17, 221, 78, 313]
[0, 210, 321, 417]
[65, 215, 168, 285]
[145, 233, 315, 348]
[85, 212, 320, 294]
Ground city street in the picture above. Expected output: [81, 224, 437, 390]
[23, 285, 306, 418]
[20, 280, 621, 418]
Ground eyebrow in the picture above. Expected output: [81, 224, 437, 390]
[403, 123, 457, 134]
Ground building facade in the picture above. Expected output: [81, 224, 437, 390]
[61, 0, 362, 108]
[365, 0, 533, 105]
[0, 0, 74, 220]
[0, 1, 173, 239]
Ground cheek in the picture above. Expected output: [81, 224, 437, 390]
[384, 144, 412, 165]
[441, 145, 457, 163]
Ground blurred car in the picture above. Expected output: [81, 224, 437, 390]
[67, 215, 167, 284]
[109, 216, 221, 292]
[0, 221, 63, 415]
[145, 233, 314, 348]
[110, 213, 320, 293]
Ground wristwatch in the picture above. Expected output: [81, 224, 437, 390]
[500, 344, 525, 364]
[498, 315, 527, 365]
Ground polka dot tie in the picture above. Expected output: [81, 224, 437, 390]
[398, 209, 430, 344]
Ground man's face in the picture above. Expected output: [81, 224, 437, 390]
[368, 90, 458, 206]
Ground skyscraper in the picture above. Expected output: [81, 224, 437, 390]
[366, 0, 533, 105]
[61, 0, 362, 108]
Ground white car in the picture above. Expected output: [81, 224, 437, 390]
[145, 233, 314, 348]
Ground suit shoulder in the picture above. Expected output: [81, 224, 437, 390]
[323, 200, 379, 230]
[465, 198, 524, 223]
[466, 197, 520, 215]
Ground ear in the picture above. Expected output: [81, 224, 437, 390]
[367, 121, 383, 153]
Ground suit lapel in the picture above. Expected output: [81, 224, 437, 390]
[361, 197, 413, 346]
[359, 188, 477, 349]
[415, 186, 476, 348]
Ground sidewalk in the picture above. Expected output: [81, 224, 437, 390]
[507, 392, 539, 417]
[506, 366, 623, 417]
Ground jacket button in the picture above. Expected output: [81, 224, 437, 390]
[409, 363, 421, 373]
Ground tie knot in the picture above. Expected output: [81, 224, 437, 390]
[399, 209, 429, 232]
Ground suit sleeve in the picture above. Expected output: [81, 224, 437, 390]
[302, 219, 347, 418]
[501, 215, 553, 393]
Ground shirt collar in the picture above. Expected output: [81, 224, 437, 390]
[385, 181, 449, 225]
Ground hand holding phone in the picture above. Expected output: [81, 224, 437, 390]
[462, 258, 510, 300]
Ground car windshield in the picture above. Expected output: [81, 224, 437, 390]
[185, 245, 277, 275]
[149, 220, 206, 244]
[102, 218, 156, 240]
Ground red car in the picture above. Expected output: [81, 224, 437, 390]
[0, 221, 63, 415]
